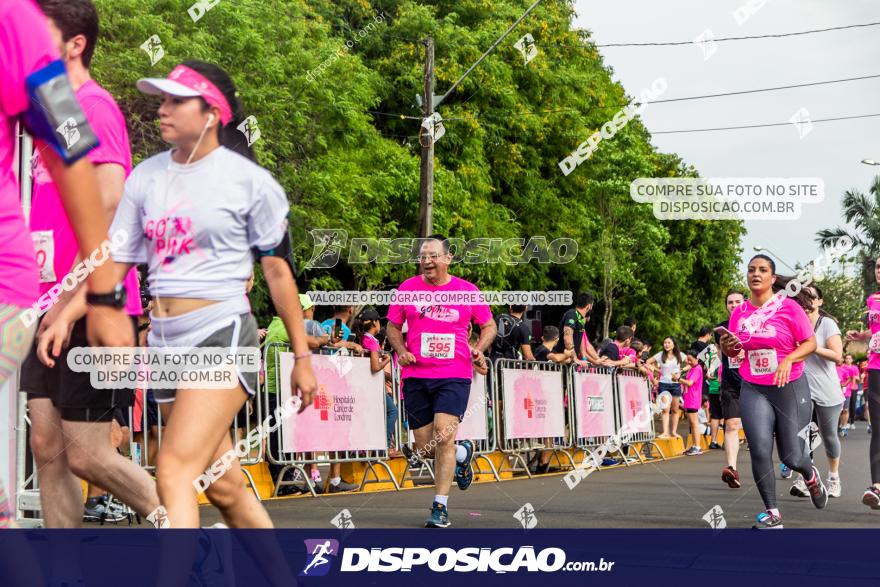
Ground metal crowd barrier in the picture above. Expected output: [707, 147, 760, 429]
[493, 358, 575, 478]
[614, 367, 665, 463]
[264, 343, 398, 497]
[569, 364, 629, 470]
[396, 364, 501, 486]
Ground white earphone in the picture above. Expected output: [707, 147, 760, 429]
[206, 113, 216, 126]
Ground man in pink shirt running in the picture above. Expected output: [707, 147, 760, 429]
[0, 0, 132, 528]
[18, 0, 159, 528]
[386, 235, 496, 528]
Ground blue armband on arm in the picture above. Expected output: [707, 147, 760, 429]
[24, 59, 99, 164]
[253, 231, 297, 276]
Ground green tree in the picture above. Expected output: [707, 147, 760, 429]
[91, 0, 743, 330]
[816, 175, 880, 297]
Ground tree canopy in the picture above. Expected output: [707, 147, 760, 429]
[92, 0, 744, 342]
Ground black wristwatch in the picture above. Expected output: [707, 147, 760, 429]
[86, 282, 127, 309]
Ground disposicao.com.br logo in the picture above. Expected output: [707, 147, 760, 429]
[300, 541, 614, 574]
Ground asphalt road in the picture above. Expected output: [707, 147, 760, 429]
[200, 426, 880, 529]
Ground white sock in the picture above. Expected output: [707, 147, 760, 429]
[455, 444, 467, 463]
[434, 494, 448, 507]
[768, 508, 780, 518]
[828, 472, 839, 481]
[330, 477, 341, 486]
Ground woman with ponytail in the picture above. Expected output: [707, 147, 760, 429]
[39, 60, 316, 527]
[718, 254, 825, 529]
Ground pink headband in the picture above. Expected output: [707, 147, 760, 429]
[167, 65, 233, 125]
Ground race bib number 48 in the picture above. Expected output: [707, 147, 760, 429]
[748, 349, 778, 375]
[421, 333, 455, 359]
[31, 230, 56, 283]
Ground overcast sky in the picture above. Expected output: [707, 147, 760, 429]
[572, 0, 880, 274]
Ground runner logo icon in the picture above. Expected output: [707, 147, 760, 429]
[300, 539, 340, 577]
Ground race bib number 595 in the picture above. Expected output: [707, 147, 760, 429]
[421, 333, 455, 359]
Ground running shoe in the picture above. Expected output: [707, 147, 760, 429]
[329, 480, 359, 493]
[862, 486, 880, 510]
[454, 440, 475, 491]
[780, 464, 792, 479]
[842, 427, 849, 438]
[401, 444, 421, 467]
[425, 502, 450, 528]
[752, 511, 783, 530]
[868, 425, 873, 435]
[708, 442, 723, 450]
[601, 457, 620, 467]
[804, 466, 828, 509]
[721, 466, 741, 489]
[83, 502, 125, 523]
[826, 477, 842, 498]
[789, 478, 809, 498]
[684, 446, 703, 456]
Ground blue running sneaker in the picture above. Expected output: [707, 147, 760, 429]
[752, 511, 783, 530]
[425, 502, 450, 528]
[455, 440, 475, 491]
[780, 463, 792, 479]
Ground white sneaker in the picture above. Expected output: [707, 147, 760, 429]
[827, 477, 842, 498]
[789, 478, 809, 498]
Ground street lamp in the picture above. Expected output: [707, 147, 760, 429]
[753, 245, 797, 273]
[861, 159, 880, 166]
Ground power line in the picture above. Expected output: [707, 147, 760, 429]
[595, 21, 880, 47]
[651, 73, 880, 104]
[652, 112, 880, 135]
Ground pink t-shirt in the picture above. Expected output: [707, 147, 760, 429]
[30, 80, 140, 315]
[729, 294, 814, 386]
[0, 0, 57, 308]
[387, 275, 492, 380]
[866, 294, 880, 370]
[362, 332, 380, 353]
[683, 363, 703, 410]
[620, 346, 637, 364]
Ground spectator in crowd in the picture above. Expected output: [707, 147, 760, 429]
[266, 294, 328, 351]
[321, 305, 354, 342]
[704, 343, 724, 450]
[629, 339, 651, 377]
[691, 326, 713, 353]
[679, 350, 705, 455]
[533, 326, 573, 364]
[598, 326, 636, 367]
[553, 293, 609, 366]
[490, 305, 534, 362]
[699, 397, 712, 436]
[354, 308, 398, 453]
[838, 356, 859, 437]
[647, 337, 688, 439]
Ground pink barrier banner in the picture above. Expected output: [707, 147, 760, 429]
[279, 353, 386, 452]
[456, 372, 488, 441]
[573, 370, 615, 439]
[501, 368, 565, 440]
[617, 374, 652, 434]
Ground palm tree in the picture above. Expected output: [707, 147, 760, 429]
[816, 175, 880, 297]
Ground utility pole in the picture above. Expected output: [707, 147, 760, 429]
[415, 0, 543, 239]
[417, 37, 434, 239]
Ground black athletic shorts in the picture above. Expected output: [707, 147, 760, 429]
[708, 394, 723, 420]
[21, 316, 137, 423]
[719, 377, 741, 420]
